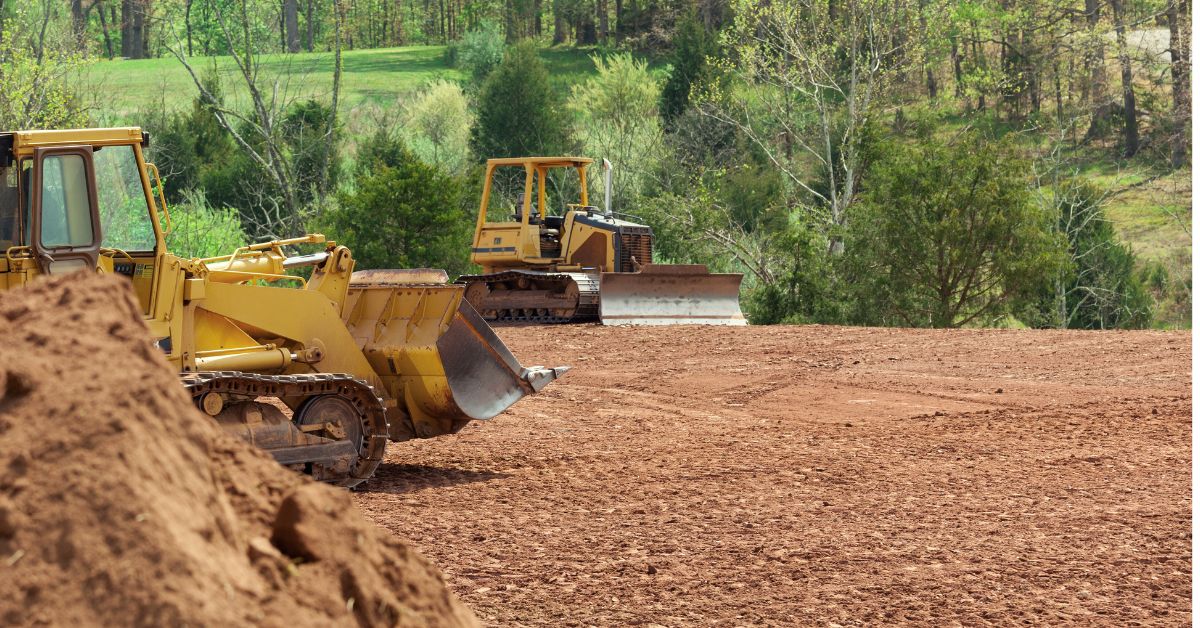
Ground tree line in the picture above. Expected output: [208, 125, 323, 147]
[0, 0, 1189, 328]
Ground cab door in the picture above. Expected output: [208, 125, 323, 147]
[28, 146, 101, 275]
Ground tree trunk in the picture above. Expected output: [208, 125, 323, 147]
[1023, 27, 1039, 113]
[553, 9, 566, 44]
[597, 0, 608, 41]
[613, 0, 621, 39]
[1109, 0, 1139, 157]
[120, 0, 147, 59]
[97, 0, 115, 58]
[121, 0, 132, 57]
[1166, 0, 1190, 168]
[1084, 0, 1105, 105]
[576, 12, 596, 45]
[504, 0, 516, 42]
[284, 0, 300, 52]
[70, 0, 86, 51]
[950, 36, 962, 97]
[918, 0, 935, 100]
[305, 0, 315, 50]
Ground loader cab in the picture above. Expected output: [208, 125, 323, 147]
[0, 128, 170, 315]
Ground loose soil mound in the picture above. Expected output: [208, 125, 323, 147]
[0, 273, 478, 627]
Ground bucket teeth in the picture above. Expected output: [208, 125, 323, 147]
[521, 365, 571, 392]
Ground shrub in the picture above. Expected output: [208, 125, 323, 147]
[165, 190, 249, 259]
[660, 11, 720, 129]
[454, 21, 506, 84]
[568, 53, 664, 206]
[846, 132, 1064, 328]
[1024, 180, 1152, 329]
[402, 80, 474, 173]
[325, 132, 472, 275]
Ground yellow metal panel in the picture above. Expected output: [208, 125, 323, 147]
[184, 278, 205, 301]
[199, 281, 379, 387]
[192, 308, 259, 352]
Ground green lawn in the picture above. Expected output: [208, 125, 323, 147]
[80, 44, 614, 122]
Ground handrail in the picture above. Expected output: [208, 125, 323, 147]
[204, 269, 307, 287]
[199, 234, 327, 266]
[145, 162, 172, 236]
[5, 245, 32, 260]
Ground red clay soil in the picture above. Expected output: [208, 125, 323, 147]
[356, 324, 1191, 626]
[0, 273, 477, 627]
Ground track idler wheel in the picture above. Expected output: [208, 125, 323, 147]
[295, 394, 384, 488]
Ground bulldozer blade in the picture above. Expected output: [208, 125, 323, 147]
[599, 264, 747, 326]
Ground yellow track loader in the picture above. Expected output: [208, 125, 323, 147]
[0, 127, 565, 487]
[458, 157, 746, 325]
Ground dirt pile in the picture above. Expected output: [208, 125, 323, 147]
[0, 273, 478, 627]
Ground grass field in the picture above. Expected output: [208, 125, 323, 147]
[81, 44, 614, 123]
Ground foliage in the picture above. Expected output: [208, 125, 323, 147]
[706, 0, 918, 248]
[324, 132, 472, 274]
[451, 21, 506, 84]
[148, 81, 341, 242]
[1025, 180, 1152, 329]
[0, 26, 88, 129]
[846, 132, 1064, 328]
[165, 190, 249, 259]
[402, 80, 474, 173]
[146, 71, 234, 203]
[659, 11, 719, 129]
[568, 53, 664, 206]
[742, 215, 835, 325]
[281, 99, 342, 208]
[471, 41, 569, 161]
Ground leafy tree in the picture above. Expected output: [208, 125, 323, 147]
[1029, 180, 1151, 329]
[325, 132, 471, 274]
[847, 132, 1064, 328]
[659, 11, 719, 129]
[568, 53, 663, 207]
[402, 80, 474, 173]
[0, 28, 87, 130]
[706, 0, 918, 254]
[452, 21, 506, 84]
[471, 41, 569, 161]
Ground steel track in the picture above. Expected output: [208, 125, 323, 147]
[457, 270, 600, 324]
[180, 371, 388, 487]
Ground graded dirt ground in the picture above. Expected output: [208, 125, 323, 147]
[355, 324, 1191, 626]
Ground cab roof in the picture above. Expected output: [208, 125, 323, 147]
[7, 127, 145, 151]
[485, 156, 593, 168]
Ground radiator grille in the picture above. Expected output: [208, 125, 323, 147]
[618, 228, 653, 273]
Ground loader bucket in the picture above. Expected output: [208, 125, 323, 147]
[343, 280, 566, 441]
[599, 264, 747, 326]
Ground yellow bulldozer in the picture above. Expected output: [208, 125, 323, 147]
[457, 157, 746, 325]
[0, 127, 565, 487]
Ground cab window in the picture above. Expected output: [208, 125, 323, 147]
[0, 165, 19, 250]
[94, 145, 156, 251]
[39, 154, 94, 248]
